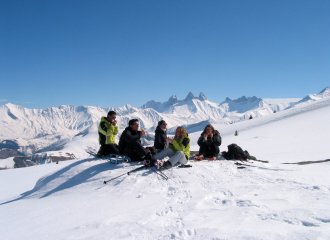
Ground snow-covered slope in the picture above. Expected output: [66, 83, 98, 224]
[190, 94, 330, 163]
[0, 104, 106, 155]
[288, 86, 330, 109]
[260, 98, 301, 112]
[1, 93, 329, 239]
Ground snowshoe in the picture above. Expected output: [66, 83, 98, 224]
[106, 154, 131, 164]
[194, 155, 204, 161]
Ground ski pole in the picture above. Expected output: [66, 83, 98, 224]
[143, 161, 169, 180]
[149, 166, 169, 180]
[103, 165, 146, 184]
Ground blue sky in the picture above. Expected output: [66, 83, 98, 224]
[1, 0, 329, 109]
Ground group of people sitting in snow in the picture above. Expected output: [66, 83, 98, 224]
[97, 110, 223, 168]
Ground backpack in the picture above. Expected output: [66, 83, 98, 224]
[146, 146, 158, 157]
[222, 143, 249, 160]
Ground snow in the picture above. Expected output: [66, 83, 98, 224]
[262, 98, 301, 112]
[0, 157, 15, 169]
[189, 95, 330, 163]
[288, 87, 330, 109]
[1, 92, 330, 239]
[262, 98, 301, 105]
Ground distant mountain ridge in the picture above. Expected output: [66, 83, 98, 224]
[1, 87, 329, 163]
[141, 92, 272, 120]
[141, 92, 208, 113]
[288, 87, 330, 109]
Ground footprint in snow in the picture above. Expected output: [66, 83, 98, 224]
[165, 228, 196, 239]
[257, 211, 328, 227]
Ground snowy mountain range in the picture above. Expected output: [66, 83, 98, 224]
[0, 87, 329, 168]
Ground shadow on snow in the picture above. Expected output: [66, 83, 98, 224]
[0, 158, 148, 205]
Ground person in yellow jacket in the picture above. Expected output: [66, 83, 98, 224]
[97, 111, 119, 157]
[152, 126, 190, 168]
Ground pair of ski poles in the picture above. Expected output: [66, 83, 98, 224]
[103, 161, 168, 184]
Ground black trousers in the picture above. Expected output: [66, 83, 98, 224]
[100, 144, 119, 155]
[120, 141, 149, 161]
[198, 143, 220, 157]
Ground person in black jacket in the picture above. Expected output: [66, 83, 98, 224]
[195, 124, 222, 160]
[118, 119, 151, 161]
[154, 120, 168, 152]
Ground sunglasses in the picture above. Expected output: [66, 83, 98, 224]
[162, 123, 167, 126]
[133, 123, 139, 126]
[206, 129, 212, 131]
[110, 115, 116, 119]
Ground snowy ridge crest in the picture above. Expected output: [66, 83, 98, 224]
[288, 86, 330, 108]
[220, 96, 264, 113]
[141, 92, 204, 111]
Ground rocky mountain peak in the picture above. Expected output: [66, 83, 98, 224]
[199, 92, 207, 101]
[184, 92, 196, 101]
